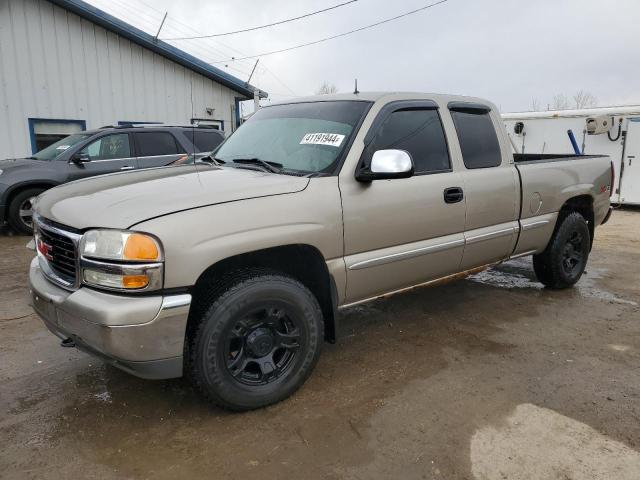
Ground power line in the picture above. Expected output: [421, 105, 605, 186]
[210, 0, 450, 63]
[161, 0, 359, 40]
[96, 0, 243, 65]
[260, 63, 298, 96]
[88, 0, 298, 95]
[133, 0, 255, 62]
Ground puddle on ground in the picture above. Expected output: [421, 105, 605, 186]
[468, 258, 637, 306]
[575, 267, 638, 306]
[471, 403, 640, 479]
[469, 258, 543, 290]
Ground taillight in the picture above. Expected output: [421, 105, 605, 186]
[610, 160, 615, 195]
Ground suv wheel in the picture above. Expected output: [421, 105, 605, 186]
[186, 271, 324, 411]
[8, 188, 45, 235]
[533, 212, 590, 289]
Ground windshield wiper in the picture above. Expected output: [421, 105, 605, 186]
[231, 157, 283, 174]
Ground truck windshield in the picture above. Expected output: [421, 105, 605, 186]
[31, 133, 91, 161]
[214, 101, 371, 174]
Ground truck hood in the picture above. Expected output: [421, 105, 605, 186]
[36, 165, 309, 229]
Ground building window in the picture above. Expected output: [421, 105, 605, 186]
[191, 118, 224, 131]
[28, 118, 87, 154]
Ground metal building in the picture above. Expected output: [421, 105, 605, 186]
[0, 0, 266, 159]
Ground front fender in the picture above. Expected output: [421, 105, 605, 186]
[132, 178, 344, 289]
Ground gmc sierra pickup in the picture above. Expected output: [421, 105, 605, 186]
[28, 93, 613, 411]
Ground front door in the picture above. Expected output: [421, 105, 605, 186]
[66, 133, 138, 180]
[620, 119, 640, 205]
[341, 103, 466, 303]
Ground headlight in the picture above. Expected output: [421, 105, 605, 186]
[79, 230, 163, 292]
[0, 169, 3, 176]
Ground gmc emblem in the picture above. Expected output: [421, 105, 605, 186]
[37, 238, 54, 261]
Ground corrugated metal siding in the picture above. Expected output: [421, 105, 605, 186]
[0, 0, 240, 158]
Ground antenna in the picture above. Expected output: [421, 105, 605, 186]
[247, 59, 260, 85]
[354, 78, 359, 95]
[153, 12, 168, 42]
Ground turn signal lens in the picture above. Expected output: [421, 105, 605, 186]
[83, 270, 150, 290]
[124, 233, 160, 261]
[122, 274, 150, 289]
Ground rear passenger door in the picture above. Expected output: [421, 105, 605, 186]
[448, 102, 520, 269]
[342, 101, 466, 303]
[134, 131, 186, 169]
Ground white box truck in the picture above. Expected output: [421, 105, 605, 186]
[503, 106, 640, 205]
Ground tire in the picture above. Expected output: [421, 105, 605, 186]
[533, 212, 590, 289]
[8, 188, 45, 235]
[186, 271, 324, 411]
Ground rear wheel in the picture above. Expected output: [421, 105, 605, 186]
[533, 212, 590, 289]
[8, 188, 45, 235]
[186, 272, 323, 411]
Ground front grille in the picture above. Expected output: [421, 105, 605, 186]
[38, 223, 78, 285]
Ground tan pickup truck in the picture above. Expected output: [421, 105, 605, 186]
[28, 92, 613, 411]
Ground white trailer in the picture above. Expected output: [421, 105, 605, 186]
[502, 106, 640, 205]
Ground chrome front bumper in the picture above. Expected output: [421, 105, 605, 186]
[28, 257, 191, 379]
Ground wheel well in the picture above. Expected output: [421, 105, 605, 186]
[6, 183, 56, 209]
[559, 195, 594, 248]
[188, 245, 338, 343]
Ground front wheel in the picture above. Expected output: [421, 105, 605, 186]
[8, 188, 45, 235]
[186, 272, 324, 411]
[533, 212, 590, 289]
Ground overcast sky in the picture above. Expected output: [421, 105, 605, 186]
[86, 0, 640, 112]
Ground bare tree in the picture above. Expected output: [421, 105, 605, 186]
[316, 81, 338, 95]
[530, 98, 541, 111]
[573, 90, 598, 109]
[551, 93, 570, 111]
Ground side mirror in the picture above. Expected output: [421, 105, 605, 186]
[356, 149, 414, 182]
[71, 152, 91, 164]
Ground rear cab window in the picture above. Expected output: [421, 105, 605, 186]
[134, 132, 184, 157]
[449, 102, 502, 169]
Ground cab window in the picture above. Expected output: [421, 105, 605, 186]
[81, 134, 131, 160]
[134, 132, 182, 157]
[450, 110, 501, 169]
[370, 109, 451, 174]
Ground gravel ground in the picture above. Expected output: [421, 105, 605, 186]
[1, 210, 638, 480]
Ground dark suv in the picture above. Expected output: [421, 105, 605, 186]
[0, 124, 224, 233]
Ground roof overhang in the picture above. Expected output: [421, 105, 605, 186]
[47, 0, 267, 99]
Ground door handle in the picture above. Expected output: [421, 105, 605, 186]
[120, 166, 135, 171]
[444, 187, 464, 204]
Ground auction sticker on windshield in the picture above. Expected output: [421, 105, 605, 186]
[300, 133, 345, 147]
